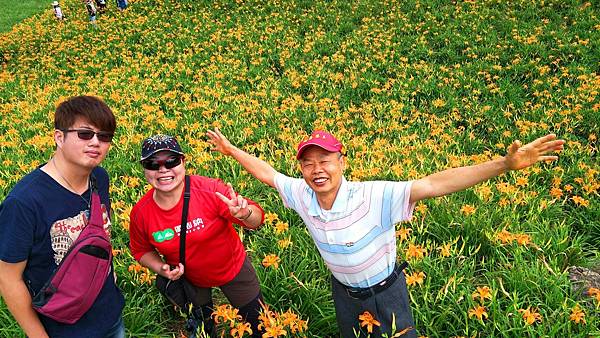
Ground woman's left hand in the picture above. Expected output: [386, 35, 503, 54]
[216, 183, 252, 220]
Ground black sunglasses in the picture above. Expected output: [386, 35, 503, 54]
[141, 156, 183, 171]
[63, 129, 114, 143]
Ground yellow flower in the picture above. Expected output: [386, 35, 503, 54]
[358, 311, 381, 334]
[414, 203, 428, 214]
[262, 254, 281, 269]
[432, 98, 446, 108]
[518, 306, 542, 325]
[438, 243, 452, 257]
[569, 305, 586, 324]
[468, 306, 488, 321]
[471, 286, 493, 303]
[264, 212, 279, 225]
[277, 237, 293, 249]
[274, 221, 289, 234]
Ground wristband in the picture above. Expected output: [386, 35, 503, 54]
[237, 207, 253, 221]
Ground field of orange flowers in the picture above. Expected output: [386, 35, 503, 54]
[0, 0, 599, 337]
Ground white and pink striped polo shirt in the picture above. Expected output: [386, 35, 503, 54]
[274, 173, 415, 288]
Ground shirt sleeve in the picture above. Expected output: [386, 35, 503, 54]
[0, 196, 36, 263]
[128, 207, 155, 262]
[389, 180, 416, 224]
[273, 173, 306, 210]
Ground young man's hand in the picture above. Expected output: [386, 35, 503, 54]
[505, 134, 565, 171]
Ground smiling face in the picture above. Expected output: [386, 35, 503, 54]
[56, 116, 112, 170]
[299, 146, 345, 203]
[143, 151, 186, 195]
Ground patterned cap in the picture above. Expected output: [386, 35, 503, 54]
[140, 134, 184, 161]
[296, 130, 343, 159]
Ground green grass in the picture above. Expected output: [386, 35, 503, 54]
[0, 0, 48, 32]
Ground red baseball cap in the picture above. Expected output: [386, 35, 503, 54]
[296, 130, 343, 159]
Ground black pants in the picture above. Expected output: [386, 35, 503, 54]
[331, 268, 417, 338]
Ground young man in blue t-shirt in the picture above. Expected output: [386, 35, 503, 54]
[0, 96, 125, 338]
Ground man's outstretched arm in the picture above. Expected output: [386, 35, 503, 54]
[410, 134, 565, 203]
[207, 128, 279, 188]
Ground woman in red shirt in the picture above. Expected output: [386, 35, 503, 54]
[129, 135, 265, 338]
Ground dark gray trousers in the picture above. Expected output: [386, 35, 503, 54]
[331, 272, 418, 338]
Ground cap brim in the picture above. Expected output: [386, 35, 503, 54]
[140, 148, 185, 161]
[296, 142, 341, 159]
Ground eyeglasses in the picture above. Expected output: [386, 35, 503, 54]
[63, 129, 114, 143]
[141, 156, 183, 171]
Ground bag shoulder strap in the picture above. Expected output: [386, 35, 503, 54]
[89, 174, 103, 228]
[179, 175, 191, 267]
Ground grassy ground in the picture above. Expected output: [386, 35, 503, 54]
[0, 0, 48, 32]
[0, 0, 599, 337]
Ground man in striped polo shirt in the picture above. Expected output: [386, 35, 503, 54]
[207, 128, 564, 337]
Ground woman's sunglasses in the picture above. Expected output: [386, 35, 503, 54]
[141, 156, 183, 171]
[63, 129, 114, 143]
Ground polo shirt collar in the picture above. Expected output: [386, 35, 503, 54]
[308, 177, 349, 216]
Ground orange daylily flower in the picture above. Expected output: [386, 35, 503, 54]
[513, 233, 531, 246]
[571, 196, 590, 207]
[468, 306, 488, 321]
[405, 244, 426, 260]
[471, 286, 493, 303]
[569, 305, 586, 324]
[262, 254, 281, 269]
[280, 309, 307, 333]
[518, 307, 542, 325]
[496, 229, 514, 244]
[263, 325, 287, 337]
[405, 271, 425, 286]
[212, 304, 242, 327]
[358, 311, 381, 333]
[230, 322, 252, 337]
[460, 204, 476, 215]
[396, 227, 412, 242]
[549, 187, 563, 198]
[588, 287, 600, 303]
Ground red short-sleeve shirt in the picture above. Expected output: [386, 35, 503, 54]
[129, 175, 263, 287]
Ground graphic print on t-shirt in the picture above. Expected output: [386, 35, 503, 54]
[50, 204, 111, 264]
[152, 217, 204, 243]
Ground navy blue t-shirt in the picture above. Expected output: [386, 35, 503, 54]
[0, 166, 125, 338]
